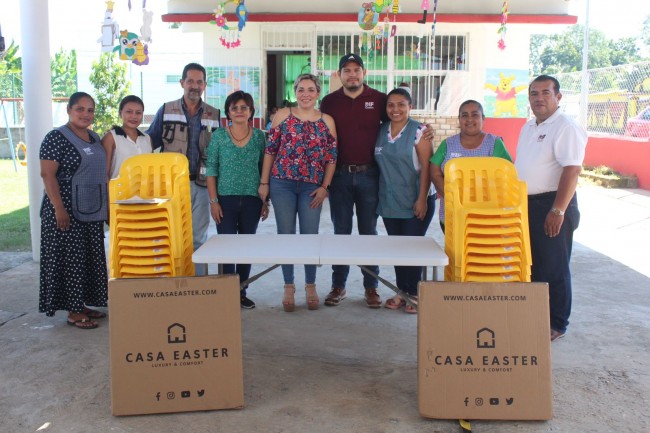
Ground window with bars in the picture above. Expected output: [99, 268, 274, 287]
[316, 32, 467, 113]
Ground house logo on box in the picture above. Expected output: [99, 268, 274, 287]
[168, 323, 186, 344]
[476, 327, 495, 349]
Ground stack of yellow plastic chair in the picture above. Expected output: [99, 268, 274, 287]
[443, 157, 531, 282]
[109, 153, 195, 278]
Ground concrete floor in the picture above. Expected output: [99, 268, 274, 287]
[1, 184, 649, 433]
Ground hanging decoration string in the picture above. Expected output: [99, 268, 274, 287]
[497, 0, 509, 50]
[431, 0, 439, 40]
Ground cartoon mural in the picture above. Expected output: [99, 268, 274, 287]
[205, 66, 260, 116]
[484, 69, 529, 118]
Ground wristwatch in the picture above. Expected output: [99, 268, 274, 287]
[550, 207, 565, 216]
[210, 197, 219, 204]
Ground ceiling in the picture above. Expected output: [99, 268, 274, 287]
[165, 0, 572, 16]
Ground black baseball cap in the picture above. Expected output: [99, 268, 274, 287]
[338, 53, 364, 71]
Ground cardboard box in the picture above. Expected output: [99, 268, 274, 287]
[109, 275, 244, 416]
[418, 282, 552, 420]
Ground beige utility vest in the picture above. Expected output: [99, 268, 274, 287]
[161, 98, 220, 186]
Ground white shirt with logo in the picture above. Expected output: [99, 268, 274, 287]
[515, 109, 586, 195]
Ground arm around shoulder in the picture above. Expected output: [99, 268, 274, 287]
[322, 113, 337, 140]
[101, 130, 116, 178]
[493, 137, 513, 162]
[146, 105, 165, 150]
[271, 107, 290, 129]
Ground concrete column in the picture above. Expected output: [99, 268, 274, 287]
[20, 0, 53, 261]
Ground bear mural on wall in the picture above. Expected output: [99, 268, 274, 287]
[484, 71, 528, 117]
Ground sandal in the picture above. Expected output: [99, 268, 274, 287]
[405, 295, 418, 314]
[283, 284, 295, 312]
[67, 318, 98, 329]
[305, 284, 319, 310]
[83, 307, 107, 319]
[384, 296, 406, 310]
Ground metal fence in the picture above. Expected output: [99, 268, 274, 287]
[555, 61, 650, 136]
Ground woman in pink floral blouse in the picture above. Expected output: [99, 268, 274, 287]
[259, 73, 337, 313]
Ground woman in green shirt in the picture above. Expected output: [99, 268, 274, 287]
[206, 91, 269, 309]
[430, 100, 512, 232]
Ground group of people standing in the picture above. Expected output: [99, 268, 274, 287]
[38, 56, 585, 341]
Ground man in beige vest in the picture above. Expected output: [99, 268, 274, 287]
[147, 63, 221, 275]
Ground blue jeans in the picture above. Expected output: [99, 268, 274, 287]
[270, 178, 322, 285]
[382, 195, 436, 296]
[328, 166, 380, 289]
[191, 182, 210, 276]
[216, 195, 263, 296]
[528, 192, 580, 333]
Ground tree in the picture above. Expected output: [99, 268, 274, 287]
[88, 53, 130, 136]
[642, 15, 650, 53]
[608, 38, 641, 66]
[51, 49, 77, 97]
[0, 41, 23, 98]
[0, 44, 80, 99]
[530, 25, 641, 75]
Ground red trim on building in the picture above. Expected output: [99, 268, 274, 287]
[162, 13, 577, 25]
[484, 118, 650, 190]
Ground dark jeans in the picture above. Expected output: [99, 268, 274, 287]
[329, 165, 380, 289]
[382, 195, 436, 296]
[528, 192, 580, 333]
[216, 195, 263, 296]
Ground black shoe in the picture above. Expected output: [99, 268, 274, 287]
[240, 296, 256, 309]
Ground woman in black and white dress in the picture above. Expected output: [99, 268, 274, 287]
[39, 92, 109, 329]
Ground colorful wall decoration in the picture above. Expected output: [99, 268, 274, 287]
[205, 66, 260, 115]
[483, 69, 529, 118]
[211, 0, 248, 49]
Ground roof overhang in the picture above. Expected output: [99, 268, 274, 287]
[161, 13, 578, 25]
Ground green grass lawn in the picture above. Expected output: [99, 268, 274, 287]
[0, 159, 32, 251]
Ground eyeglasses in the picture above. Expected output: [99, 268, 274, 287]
[230, 105, 250, 112]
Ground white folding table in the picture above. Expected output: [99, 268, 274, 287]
[193, 234, 448, 304]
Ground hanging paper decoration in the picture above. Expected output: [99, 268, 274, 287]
[497, 1, 509, 50]
[132, 41, 149, 65]
[390, 0, 399, 37]
[113, 30, 149, 65]
[418, 0, 429, 24]
[235, 0, 248, 31]
[140, 9, 153, 43]
[98, 0, 120, 52]
[373, 0, 392, 13]
[114, 30, 139, 60]
[358, 3, 380, 31]
[211, 0, 248, 49]
[382, 17, 390, 44]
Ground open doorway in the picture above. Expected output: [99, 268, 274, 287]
[265, 51, 311, 124]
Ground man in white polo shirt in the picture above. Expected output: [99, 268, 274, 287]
[515, 75, 587, 342]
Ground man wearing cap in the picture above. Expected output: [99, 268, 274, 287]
[320, 53, 385, 308]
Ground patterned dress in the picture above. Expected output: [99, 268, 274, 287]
[266, 113, 337, 184]
[39, 130, 108, 316]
